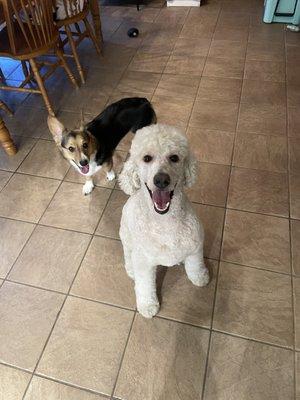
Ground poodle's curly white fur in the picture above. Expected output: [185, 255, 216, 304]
[119, 124, 209, 318]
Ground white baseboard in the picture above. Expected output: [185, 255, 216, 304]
[167, 0, 200, 6]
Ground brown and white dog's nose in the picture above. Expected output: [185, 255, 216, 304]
[79, 159, 88, 167]
[153, 172, 170, 189]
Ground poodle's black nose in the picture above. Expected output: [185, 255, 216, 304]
[79, 159, 88, 166]
[153, 173, 171, 189]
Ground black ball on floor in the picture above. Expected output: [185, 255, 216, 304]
[127, 28, 139, 37]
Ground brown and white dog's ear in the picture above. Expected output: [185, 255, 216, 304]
[184, 150, 198, 188]
[47, 115, 65, 146]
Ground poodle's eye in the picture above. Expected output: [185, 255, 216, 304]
[82, 143, 88, 149]
[169, 154, 179, 163]
[143, 155, 153, 163]
[68, 146, 75, 153]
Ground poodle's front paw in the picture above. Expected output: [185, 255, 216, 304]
[189, 267, 210, 287]
[106, 170, 116, 181]
[137, 301, 159, 319]
[82, 180, 94, 195]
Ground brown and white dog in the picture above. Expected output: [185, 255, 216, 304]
[48, 97, 156, 195]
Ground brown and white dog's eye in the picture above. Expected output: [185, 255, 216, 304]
[68, 146, 75, 153]
[82, 143, 88, 149]
[169, 154, 179, 163]
[143, 155, 153, 163]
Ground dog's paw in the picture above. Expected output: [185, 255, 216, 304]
[137, 301, 159, 319]
[82, 180, 94, 195]
[106, 170, 116, 181]
[189, 267, 210, 287]
[125, 267, 135, 280]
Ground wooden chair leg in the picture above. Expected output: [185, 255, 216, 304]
[0, 116, 17, 155]
[89, 0, 103, 45]
[29, 58, 55, 116]
[65, 24, 85, 84]
[0, 100, 13, 116]
[83, 18, 102, 55]
[55, 48, 79, 89]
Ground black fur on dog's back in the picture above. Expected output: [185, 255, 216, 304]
[86, 97, 156, 165]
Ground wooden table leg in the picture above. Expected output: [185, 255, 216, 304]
[0, 116, 17, 156]
[89, 0, 103, 48]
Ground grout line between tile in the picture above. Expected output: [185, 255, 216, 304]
[111, 312, 137, 399]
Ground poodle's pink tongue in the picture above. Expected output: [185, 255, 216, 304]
[152, 190, 171, 210]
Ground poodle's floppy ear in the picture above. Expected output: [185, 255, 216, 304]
[184, 150, 198, 188]
[47, 115, 65, 146]
[119, 157, 141, 195]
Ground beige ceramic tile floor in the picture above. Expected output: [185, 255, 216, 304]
[0, 0, 299, 399]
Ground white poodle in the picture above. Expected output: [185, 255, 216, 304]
[119, 124, 209, 318]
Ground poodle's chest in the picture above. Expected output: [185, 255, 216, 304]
[135, 217, 201, 265]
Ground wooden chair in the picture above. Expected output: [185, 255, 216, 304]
[0, 99, 16, 155]
[0, 0, 78, 116]
[54, 0, 102, 84]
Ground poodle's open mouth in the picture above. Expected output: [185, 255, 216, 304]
[146, 184, 174, 214]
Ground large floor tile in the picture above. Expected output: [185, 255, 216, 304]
[152, 94, 193, 129]
[0, 217, 34, 278]
[241, 80, 286, 106]
[40, 182, 111, 233]
[157, 259, 217, 327]
[294, 277, 300, 351]
[9, 226, 90, 292]
[116, 70, 160, 96]
[290, 174, 300, 219]
[213, 262, 293, 347]
[287, 84, 300, 108]
[288, 107, 300, 137]
[155, 74, 200, 101]
[203, 332, 294, 400]
[222, 210, 290, 273]
[186, 127, 234, 165]
[24, 376, 106, 400]
[233, 132, 287, 172]
[180, 20, 215, 39]
[96, 190, 128, 239]
[0, 282, 64, 370]
[193, 203, 225, 259]
[291, 220, 300, 276]
[248, 24, 284, 44]
[187, 162, 230, 207]
[246, 42, 285, 62]
[71, 236, 135, 309]
[0, 364, 31, 400]
[238, 103, 286, 135]
[18, 140, 70, 179]
[227, 167, 289, 217]
[0, 174, 60, 223]
[128, 50, 169, 73]
[165, 54, 206, 76]
[213, 25, 248, 42]
[244, 60, 285, 82]
[0, 170, 12, 190]
[203, 57, 244, 79]
[190, 100, 239, 132]
[0, 136, 37, 172]
[37, 297, 133, 395]
[172, 37, 211, 58]
[3, 106, 48, 139]
[115, 316, 209, 400]
[297, 353, 300, 400]
[208, 39, 247, 60]
[289, 137, 300, 174]
[197, 76, 242, 103]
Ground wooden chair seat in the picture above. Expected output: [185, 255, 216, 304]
[0, 22, 59, 60]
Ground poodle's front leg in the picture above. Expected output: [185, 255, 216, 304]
[123, 243, 134, 280]
[185, 250, 209, 287]
[132, 254, 159, 318]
